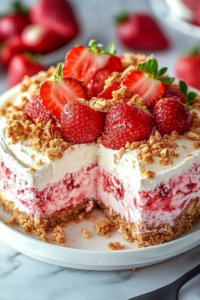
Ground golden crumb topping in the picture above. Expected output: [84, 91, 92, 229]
[51, 225, 66, 244]
[81, 228, 91, 238]
[94, 218, 114, 238]
[107, 242, 125, 250]
[6, 112, 69, 162]
[121, 52, 150, 69]
[104, 72, 121, 89]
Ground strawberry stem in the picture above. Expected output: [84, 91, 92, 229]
[115, 12, 129, 24]
[88, 39, 116, 55]
[179, 80, 197, 109]
[12, 1, 29, 14]
[138, 56, 174, 85]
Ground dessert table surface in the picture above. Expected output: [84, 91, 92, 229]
[0, 0, 200, 300]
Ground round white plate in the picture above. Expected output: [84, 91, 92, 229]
[149, 0, 200, 38]
[0, 73, 200, 271]
[1, 207, 200, 271]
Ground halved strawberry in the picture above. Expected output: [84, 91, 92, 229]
[63, 40, 123, 84]
[121, 56, 174, 107]
[98, 81, 120, 99]
[87, 67, 113, 98]
[40, 65, 87, 120]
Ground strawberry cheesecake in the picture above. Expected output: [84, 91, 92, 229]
[0, 40, 200, 248]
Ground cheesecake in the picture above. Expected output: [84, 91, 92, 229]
[0, 40, 200, 248]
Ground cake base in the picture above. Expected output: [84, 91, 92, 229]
[1, 189, 200, 248]
[0, 190, 95, 236]
[99, 198, 200, 248]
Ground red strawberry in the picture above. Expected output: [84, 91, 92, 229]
[29, 0, 79, 41]
[98, 81, 120, 99]
[116, 13, 169, 50]
[87, 68, 113, 98]
[0, 2, 30, 43]
[21, 24, 66, 55]
[40, 65, 88, 120]
[0, 35, 27, 69]
[61, 100, 104, 144]
[101, 101, 154, 150]
[23, 96, 55, 124]
[164, 86, 186, 104]
[121, 56, 174, 107]
[63, 40, 123, 84]
[182, 0, 200, 10]
[8, 53, 46, 88]
[164, 81, 197, 105]
[175, 50, 200, 90]
[152, 98, 191, 136]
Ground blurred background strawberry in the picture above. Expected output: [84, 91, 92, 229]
[0, 0, 199, 92]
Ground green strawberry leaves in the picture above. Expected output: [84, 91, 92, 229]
[115, 12, 129, 24]
[179, 80, 197, 109]
[138, 55, 174, 85]
[88, 39, 116, 55]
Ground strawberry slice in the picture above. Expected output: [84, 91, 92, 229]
[40, 65, 87, 120]
[121, 56, 174, 107]
[63, 40, 123, 84]
[98, 81, 120, 99]
[87, 67, 113, 98]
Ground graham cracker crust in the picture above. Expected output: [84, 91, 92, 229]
[99, 198, 200, 248]
[0, 190, 95, 236]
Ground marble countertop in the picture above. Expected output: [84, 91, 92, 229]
[0, 0, 200, 299]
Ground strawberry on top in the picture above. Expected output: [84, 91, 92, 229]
[63, 39, 123, 85]
[121, 56, 174, 107]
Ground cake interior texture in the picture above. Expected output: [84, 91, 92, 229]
[1, 53, 200, 248]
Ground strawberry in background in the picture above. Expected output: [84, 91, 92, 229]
[29, 0, 79, 42]
[0, 35, 26, 69]
[175, 49, 200, 90]
[115, 13, 169, 51]
[0, 1, 30, 43]
[7, 53, 46, 88]
[21, 24, 66, 55]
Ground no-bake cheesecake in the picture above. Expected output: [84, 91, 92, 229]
[0, 40, 200, 248]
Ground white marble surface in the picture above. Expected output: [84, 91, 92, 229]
[0, 0, 200, 299]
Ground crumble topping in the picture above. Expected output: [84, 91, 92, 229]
[82, 228, 90, 238]
[141, 169, 155, 179]
[121, 52, 150, 69]
[94, 218, 114, 238]
[51, 225, 66, 244]
[104, 72, 121, 89]
[112, 86, 131, 100]
[29, 168, 35, 173]
[20, 65, 59, 96]
[107, 242, 125, 250]
[36, 160, 44, 167]
[6, 112, 69, 162]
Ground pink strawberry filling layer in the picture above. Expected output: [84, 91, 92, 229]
[98, 163, 200, 232]
[0, 160, 98, 219]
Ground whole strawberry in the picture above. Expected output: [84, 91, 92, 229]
[165, 81, 197, 104]
[23, 96, 56, 124]
[101, 102, 154, 150]
[21, 24, 66, 55]
[152, 98, 191, 136]
[29, 0, 79, 41]
[0, 35, 27, 69]
[116, 13, 169, 50]
[175, 49, 200, 90]
[61, 100, 104, 144]
[7, 53, 46, 88]
[0, 1, 30, 43]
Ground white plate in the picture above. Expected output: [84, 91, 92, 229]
[0, 81, 200, 271]
[149, 0, 200, 39]
[1, 207, 200, 271]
